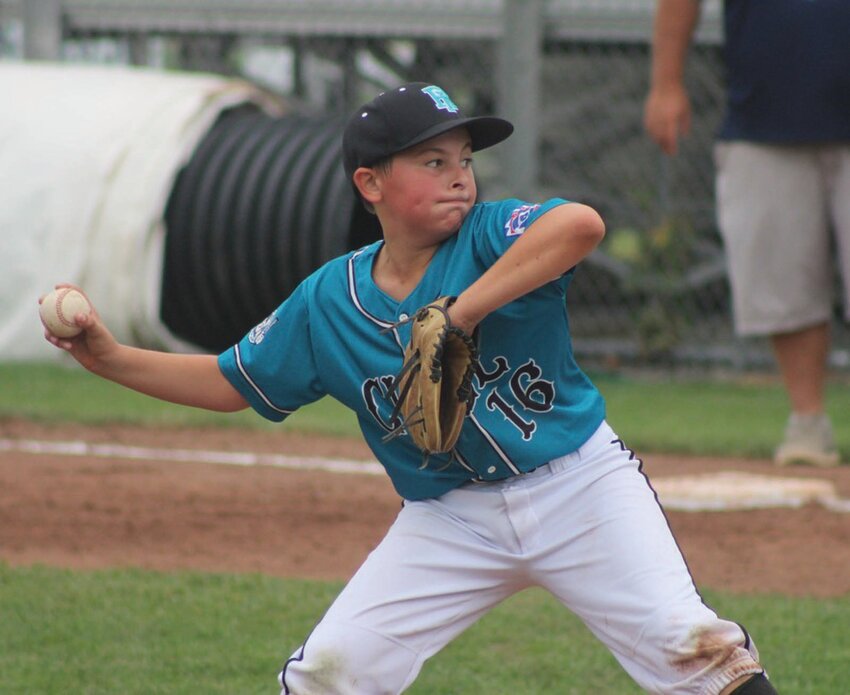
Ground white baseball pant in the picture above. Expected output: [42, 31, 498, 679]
[280, 421, 764, 694]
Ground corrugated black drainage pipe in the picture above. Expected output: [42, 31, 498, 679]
[161, 106, 381, 351]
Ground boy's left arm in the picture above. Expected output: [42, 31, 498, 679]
[448, 202, 604, 333]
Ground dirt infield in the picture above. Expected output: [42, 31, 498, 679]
[2, 418, 849, 598]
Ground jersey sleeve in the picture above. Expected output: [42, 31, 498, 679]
[461, 198, 575, 302]
[469, 198, 572, 271]
[217, 281, 325, 422]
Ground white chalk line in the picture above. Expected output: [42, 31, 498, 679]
[2, 438, 848, 512]
[0, 438, 384, 476]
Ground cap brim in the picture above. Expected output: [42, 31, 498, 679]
[400, 115, 514, 154]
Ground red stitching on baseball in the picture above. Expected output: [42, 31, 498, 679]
[55, 288, 75, 327]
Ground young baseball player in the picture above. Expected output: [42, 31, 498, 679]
[44, 83, 776, 694]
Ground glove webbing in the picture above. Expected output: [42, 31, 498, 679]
[381, 355, 460, 471]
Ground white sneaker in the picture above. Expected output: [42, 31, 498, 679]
[774, 413, 841, 467]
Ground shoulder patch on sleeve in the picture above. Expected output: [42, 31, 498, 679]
[504, 204, 540, 237]
[248, 313, 278, 345]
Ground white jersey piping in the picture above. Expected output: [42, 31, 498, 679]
[234, 343, 295, 416]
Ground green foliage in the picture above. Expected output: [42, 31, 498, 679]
[601, 216, 720, 359]
[1, 565, 847, 694]
[604, 217, 700, 292]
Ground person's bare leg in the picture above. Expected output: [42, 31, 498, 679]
[772, 322, 829, 414]
[772, 322, 839, 466]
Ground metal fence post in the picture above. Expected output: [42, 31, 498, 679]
[23, 0, 62, 61]
[496, 0, 542, 198]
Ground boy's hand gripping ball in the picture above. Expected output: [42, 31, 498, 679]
[39, 287, 92, 338]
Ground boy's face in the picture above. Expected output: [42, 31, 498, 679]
[372, 127, 477, 239]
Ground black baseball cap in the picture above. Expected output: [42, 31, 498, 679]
[342, 82, 514, 181]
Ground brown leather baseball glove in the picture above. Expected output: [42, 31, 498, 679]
[384, 296, 478, 459]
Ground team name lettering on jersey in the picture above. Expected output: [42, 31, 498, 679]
[504, 204, 540, 237]
[360, 355, 556, 444]
[362, 375, 403, 433]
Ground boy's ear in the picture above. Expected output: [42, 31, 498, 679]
[352, 167, 382, 205]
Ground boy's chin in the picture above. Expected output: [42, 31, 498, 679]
[438, 205, 470, 228]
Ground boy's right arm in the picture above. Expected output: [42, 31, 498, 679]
[643, 0, 702, 155]
[41, 287, 248, 413]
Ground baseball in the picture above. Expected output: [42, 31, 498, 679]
[39, 287, 92, 338]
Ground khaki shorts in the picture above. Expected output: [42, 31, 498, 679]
[714, 142, 850, 335]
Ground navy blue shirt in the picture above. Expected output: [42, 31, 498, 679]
[719, 0, 850, 143]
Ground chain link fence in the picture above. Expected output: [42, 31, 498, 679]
[3, 0, 848, 370]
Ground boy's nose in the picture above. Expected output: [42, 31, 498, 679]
[451, 168, 471, 187]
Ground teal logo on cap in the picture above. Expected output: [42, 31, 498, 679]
[421, 85, 459, 113]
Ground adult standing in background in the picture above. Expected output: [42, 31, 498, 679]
[644, 0, 850, 466]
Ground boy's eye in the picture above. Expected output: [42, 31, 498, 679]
[424, 157, 473, 169]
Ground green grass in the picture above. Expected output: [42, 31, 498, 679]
[0, 563, 339, 695]
[2, 563, 847, 694]
[0, 361, 361, 438]
[593, 370, 850, 459]
[3, 361, 850, 459]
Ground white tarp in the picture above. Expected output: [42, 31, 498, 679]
[0, 61, 281, 361]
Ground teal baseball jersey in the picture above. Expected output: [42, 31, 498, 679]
[218, 198, 606, 500]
